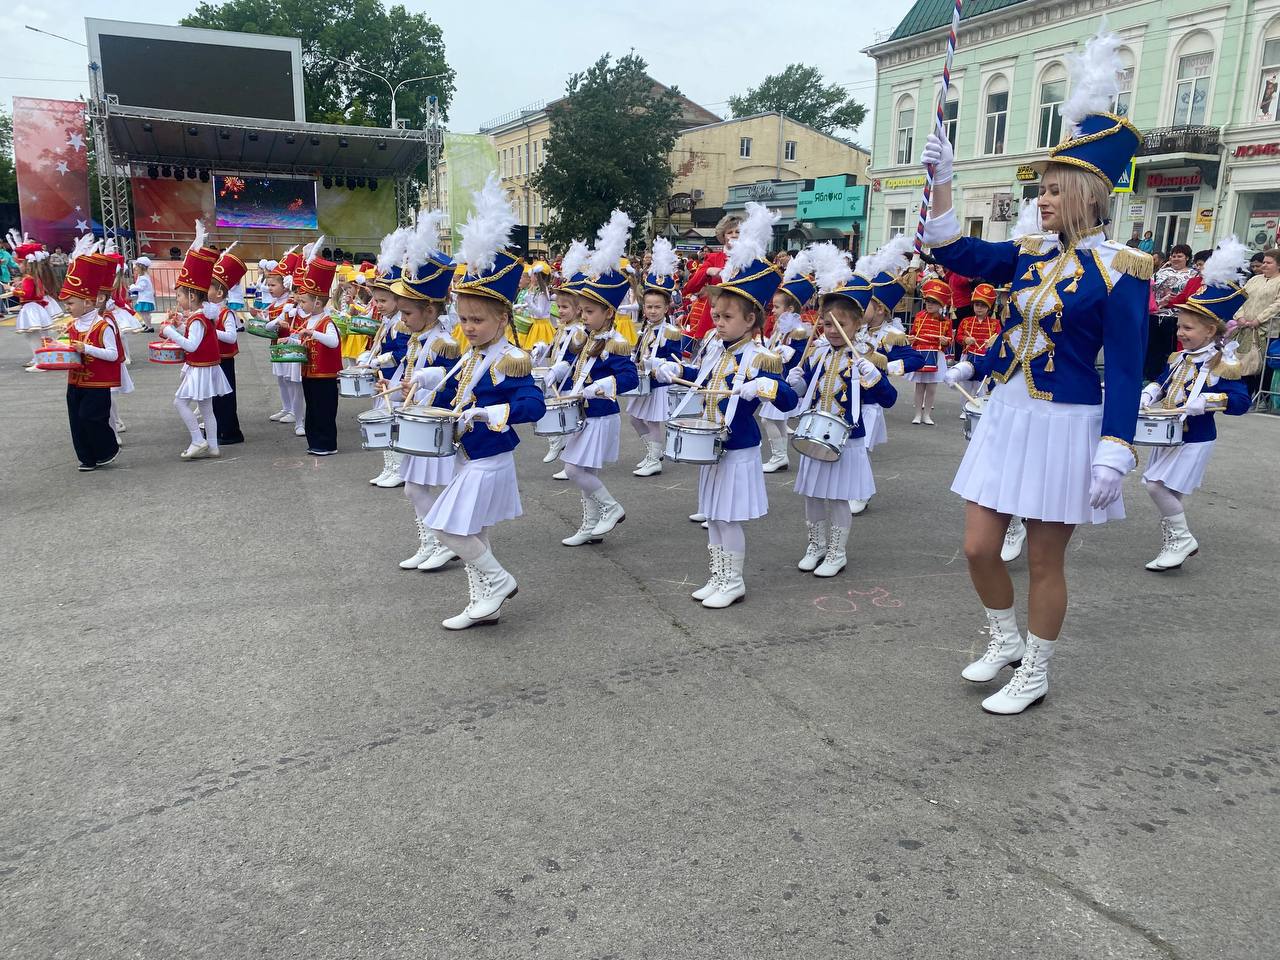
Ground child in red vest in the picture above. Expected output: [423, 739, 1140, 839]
[60, 245, 121, 471]
[906, 276, 953, 424]
[209, 248, 247, 445]
[291, 251, 341, 455]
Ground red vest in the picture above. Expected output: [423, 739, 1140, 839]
[215, 305, 238, 359]
[183, 314, 223, 367]
[957, 314, 1001, 354]
[67, 317, 122, 388]
[910, 310, 953, 352]
[303, 317, 342, 378]
[18, 275, 45, 305]
[266, 301, 291, 342]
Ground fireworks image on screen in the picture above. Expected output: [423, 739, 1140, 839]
[214, 175, 318, 230]
[219, 176, 246, 199]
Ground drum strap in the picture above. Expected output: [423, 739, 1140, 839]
[669, 343, 723, 420]
[721, 341, 760, 428]
[451, 349, 497, 410]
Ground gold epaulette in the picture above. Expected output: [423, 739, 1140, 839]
[496, 348, 532, 378]
[570, 330, 588, 351]
[1167, 350, 1181, 366]
[881, 329, 910, 348]
[1211, 353, 1243, 380]
[606, 336, 632, 356]
[662, 324, 683, 342]
[752, 349, 783, 374]
[862, 349, 888, 370]
[1017, 235, 1052, 256]
[430, 336, 460, 360]
[787, 327, 811, 342]
[1109, 244, 1154, 281]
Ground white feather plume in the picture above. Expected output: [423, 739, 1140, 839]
[70, 234, 95, 260]
[257, 258, 270, 270]
[459, 173, 518, 275]
[559, 239, 590, 279]
[783, 245, 813, 282]
[1010, 198, 1044, 240]
[222, 241, 238, 259]
[403, 210, 448, 271]
[587, 209, 634, 277]
[307, 234, 326, 263]
[104, 237, 117, 255]
[725, 202, 779, 280]
[5, 229, 19, 249]
[649, 237, 678, 280]
[855, 235, 914, 279]
[808, 243, 854, 294]
[1060, 26, 1124, 135]
[1198, 235, 1251, 288]
[376, 227, 410, 274]
[190, 219, 206, 253]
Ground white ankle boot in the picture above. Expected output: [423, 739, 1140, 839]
[962, 607, 1025, 682]
[848, 498, 868, 516]
[419, 538, 458, 571]
[632, 440, 663, 476]
[761, 439, 789, 473]
[1001, 517, 1026, 562]
[703, 550, 746, 608]
[1146, 513, 1198, 571]
[692, 545, 724, 601]
[798, 521, 827, 572]
[562, 495, 603, 546]
[442, 550, 517, 629]
[543, 436, 565, 464]
[400, 518, 438, 569]
[814, 525, 849, 577]
[370, 451, 395, 485]
[375, 451, 405, 487]
[981, 632, 1054, 714]
[590, 491, 626, 537]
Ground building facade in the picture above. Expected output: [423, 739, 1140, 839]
[865, 0, 1280, 254]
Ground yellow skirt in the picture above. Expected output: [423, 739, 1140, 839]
[614, 313, 638, 347]
[520, 318, 556, 351]
[451, 321, 521, 348]
[341, 333, 370, 360]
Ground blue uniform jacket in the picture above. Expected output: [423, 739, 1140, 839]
[561, 331, 640, 418]
[1150, 350, 1250, 443]
[433, 343, 546, 460]
[680, 339, 799, 450]
[924, 214, 1151, 470]
[378, 324, 411, 381]
[796, 347, 898, 440]
[635, 320, 684, 385]
[865, 322, 928, 375]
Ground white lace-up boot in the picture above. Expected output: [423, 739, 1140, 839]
[761, 438, 790, 473]
[981, 632, 1055, 714]
[848, 498, 868, 516]
[399, 518, 436, 569]
[962, 607, 1025, 682]
[703, 550, 746, 608]
[418, 539, 458, 571]
[798, 521, 827, 572]
[814, 524, 849, 577]
[1145, 513, 1198, 571]
[562, 495, 603, 546]
[590, 490, 626, 537]
[370, 451, 395, 485]
[692, 545, 724, 601]
[632, 440, 664, 476]
[1001, 517, 1027, 562]
[543, 435, 565, 464]
[375, 451, 406, 488]
[442, 551, 518, 629]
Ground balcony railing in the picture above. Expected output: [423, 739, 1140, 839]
[1138, 125, 1221, 157]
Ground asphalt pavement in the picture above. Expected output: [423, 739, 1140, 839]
[2, 332, 1277, 959]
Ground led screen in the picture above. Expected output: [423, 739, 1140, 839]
[214, 175, 318, 230]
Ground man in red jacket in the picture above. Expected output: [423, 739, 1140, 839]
[681, 215, 741, 343]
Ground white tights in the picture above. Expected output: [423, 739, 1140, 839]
[564, 462, 608, 497]
[406, 481, 443, 520]
[707, 519, 745, 554]
[762, 417, 788, 447]
[175, 397, 217, 450]
[434, 528, 492, 563]
[277, 377, 303, 418]
[1144, 478, 1184, 518]
[913, 382, 938, 413]
[804, 497, 851, 531]
[628, 415, 664, 444]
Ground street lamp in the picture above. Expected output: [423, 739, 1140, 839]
[326, 56, 446, 128]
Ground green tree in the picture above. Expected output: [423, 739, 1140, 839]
[0, 111, 17, 205]
[180, 0, 455, 129]
[729, 64, 867, 136]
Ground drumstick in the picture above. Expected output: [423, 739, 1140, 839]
[950, 381, 979, 405]
[826, 311, 857, 352]
[670, 376, 732, 396]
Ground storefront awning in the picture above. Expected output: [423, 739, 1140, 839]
[787, 225, 848, 241]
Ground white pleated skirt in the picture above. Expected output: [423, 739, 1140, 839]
[952, 375, 1123, 525]
[698, 446, 768, 522]
[1142, 440, 1214, 495]
[862, 403, 888, 451]
[114, 363, 135, 396]
[794, 436, 876, 501]
[175, 363, 232, 401]
[400, 452, 457, 487]
[16, 302, 52, 332]
[626, 385, 669, 422]
[427, 451, 522, 536]
[273, 362, 303, 383]
[906, 352, 949, 384]
[561, 413, 620, 469]
[114, 311, 145, 333]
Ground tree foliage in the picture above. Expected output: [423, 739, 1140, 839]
[181, 0, 455, 129]
[532, 53, 684, 251]
[729, 64, 866, 136]
[0, 111, 17, 205]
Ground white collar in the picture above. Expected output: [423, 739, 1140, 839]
[73, 309, 99, 331]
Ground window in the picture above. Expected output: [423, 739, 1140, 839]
[1113, 49, 1136, 117]
[966, 217, 984, 238]
[888, 208, 907, 239]
[983, 77, 1009, 155]
[943, 98, 959, 148]
[894, 97, 915, 165]
[533, 139, 539, 169]
[1256, 35, 1280, 122]
[1037, 65, 1067, 148]
[1171, 35, 1213, 126]
[784, 140, 797, 161]
[739, 136, 752, 158]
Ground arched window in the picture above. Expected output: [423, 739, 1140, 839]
[943, 96, 960, 149]
[894, 95, 916, 166]
[1171, 31, 1214, 126]
[1254, 19, 1280, 122]
[1036, 63, 1068, 148]
[1113, 48, 1136, 117]
[983, 75, 1009, 155]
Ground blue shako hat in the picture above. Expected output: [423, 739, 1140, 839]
[778, 274, 816, 309]
[578, 268, 632, 310]
[392, 252, 454, 301]
[1179, 237, 1254, 328]
[370, 264, 402, 291]
[1182, 281, 1246, 326]
[643, 269, 676, 296]
[1039, 112, 1141, 190]
[826, 272, 907, 314]
[455, 249, 523, 307]
[710, 258, 782, 313]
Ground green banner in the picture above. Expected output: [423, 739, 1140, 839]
[445, 133, 499, 252]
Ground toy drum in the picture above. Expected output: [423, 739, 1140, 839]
[392, 404, 458, 457]
[622, 374, 652, 397]
[33, 339, 82, 371]
[664, 417, 725, 464]
[148, 340, 185, 364]
[270, 342, 308, 364]
[338, 368, 377, 398]
[1134, 411, 1184, 447]
[790, 410, 851, 462]
[356, 408, 394, 450]
[347, 316, 379, 337]
[533, 366, 552, 393]
[666, 385, 704, 419]
[962, 396, 988, 441]
[535, 396, 586, 437]
[917, 349, 939, 373]
[244, 316, 273, 339]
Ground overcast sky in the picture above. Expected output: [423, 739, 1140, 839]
[0, 0, 909, 138]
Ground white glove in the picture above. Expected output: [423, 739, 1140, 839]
[786, 367, 807, 390]
[654, 360, 683, 384]
[1221, 340, 1240, 364]
[778, 344, 796, 364]
[920, 133, 954, 185]
[1183, 395, 1208, 416]
[1140, 383, 1163, 408]
[458, 406, 487, 430]
[945, 361, 975, 384]
[547, 360, 572, 383]
[356, 350, 372, 366]
[886, 359, 905, 377]
[734, 379, 765, 401]
[410, 367, 445, 392]
[1089, 465, 1124, 510]
[855, 357, 880, 382]
[530, 342, 550, 365]
[580, 380, 611, 400]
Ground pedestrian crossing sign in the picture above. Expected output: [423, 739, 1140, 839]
[1113, 160, 1136, 193]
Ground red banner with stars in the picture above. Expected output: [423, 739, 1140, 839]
[13, 97, 91, 253]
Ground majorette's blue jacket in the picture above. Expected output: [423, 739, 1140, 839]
[1147, 346, 1250, 444]
[558, 330, 640, 418]
[433, 341, 545, 460]
[794, 344, 898, 441]
[677, 337, 799, 451]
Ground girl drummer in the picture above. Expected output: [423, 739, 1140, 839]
[290, 252, 342, 456]
[654, 202, 799, 608]
[1139, 239, 1251, 573]
[759, 257, 817, 475]
[209, 248, 247, 446]
[627, 238, 683, 478]
[955, 282, 1000, 418]
[926, 28, 1150, 714]
[535, 240, 589, 473]
[906, 277, 952, 425]
[365, 226, 413, 486]
[60, 246, 122, 470]
[10, 237, 54, 369]
[543, 210, 640, 546]
[421, 175, 546, 630]
[261, 251, 305, 430]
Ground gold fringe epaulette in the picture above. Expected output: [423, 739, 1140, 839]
[881, 329, 910, 348]
[606, 336, 632, 356]
[787, 327, 811, 342]
[662, 324, 683, 342]
[1017, 235, 1050, 256]
[862, 349, 888, 370]
[431, 336, 461, 360]
[1110, 245, 1154, 281]
[1211, 354, 1243, 380]
[496, 348, 532, 378]
[1167, 350, 1181, 366]
[753, 349, 783, 374]
[570, 330, 588, 352]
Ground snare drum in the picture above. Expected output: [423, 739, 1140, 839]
[664, 417, 726, 464]
[270, 342, 308, 364]
[622, 374, 652, 397]
[962, 396, 988, 441]
[338, 367, 377, 398]
[346, 316, 379, 337]
[535, 396, 586, 436]
[666, 385, 704, 419]
[790, 410, 851, 462]
[392, 404, 459, 457]
[356, 408, 394, 450]
[533, 366, 552, 394]
[33, 339, 82, 371]
[244, 317, 274, 339]
[1134, 411, 1184, 447]
[917, 349, 939, 373]
[148, 340, 185, 364]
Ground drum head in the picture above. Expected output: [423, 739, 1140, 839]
[357, 409, 393, 423]
[671, 417, 718, 431]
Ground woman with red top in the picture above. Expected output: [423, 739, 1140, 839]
[680, 215, 741, 343]
[906, 277, 953, 424]
[946, 268, 974, 327]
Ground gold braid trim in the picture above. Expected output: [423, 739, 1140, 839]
[1110, 246, 1154, 282]
[1099, 435, 1138, 463]
[606, 337, 632, 356]
[881, 329, 910, 348]
[430, 336, 461, 360]
[1017, 235, 1050, 256]
[863, 349, 888, 370]
[495, 348, 532, 378]
[752, 349, 783, 374]
[1210, 354, 1243, 380]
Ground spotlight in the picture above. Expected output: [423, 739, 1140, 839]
[187, 166, 197, 179]
[218, 129, 230, 141]
[309, 136, 321, 146]
[198, 169, 210, 183]
[142, 122, 153, 133]
[186, 126, 198, 136]
[322, 175, 332, 189]
[355, 176, 366, 189]
[161, 165, 172, 177]
[248, 132, 259, 142]
[367, 178, 377, 191]
[338, 137, 349, 148]
[175, 167, 185, 181]
[376, 140, 387, 151]
[346, 177, 356, 190]
[285, 134, 296, 144]
[147, 164, 158, 179]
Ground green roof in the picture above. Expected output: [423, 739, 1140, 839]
[888, 0, 1031, 41]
